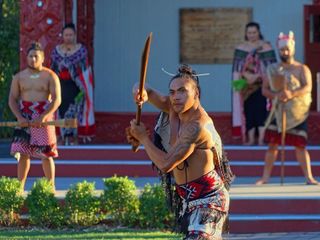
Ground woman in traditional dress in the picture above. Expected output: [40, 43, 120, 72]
[50, 23, 95, 145]
[232, 22, 277, 145]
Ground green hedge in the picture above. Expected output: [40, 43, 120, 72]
[26, 178, 64, 228]
[139, 184, 174, 229]
[0, 176, 174, 230]
[64, 181, 102, 226]
[0, 177, 24, 226]
[0, 0, 19, 138]
[101, 176, 140, 226]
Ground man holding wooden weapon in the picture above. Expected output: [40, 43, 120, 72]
[7, 42, 61, 191]
[256, 31, 318, 185]
[127, 61, 233, 238]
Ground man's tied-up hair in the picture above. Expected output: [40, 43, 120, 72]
[170, 64, 201, 98]
[27, 42, 44, 54]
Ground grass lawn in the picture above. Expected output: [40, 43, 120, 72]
[0, 227, 182, 239]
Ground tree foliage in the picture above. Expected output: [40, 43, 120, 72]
[0, 0, 19, 138]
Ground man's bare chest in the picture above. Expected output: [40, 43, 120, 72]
[19, 77, 49, 92]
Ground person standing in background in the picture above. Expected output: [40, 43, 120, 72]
[256, 31, 318, 185]
[232, 22, 277, 145]
[50, 23, 95, 145]
[9, 42, 61, 191]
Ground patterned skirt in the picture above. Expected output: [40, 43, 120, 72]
[176, 170, 229, 239]
[264, 119, 308, 147]
[10, 101, 58, 160]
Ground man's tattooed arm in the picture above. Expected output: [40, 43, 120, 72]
[140, 121, 201, 173]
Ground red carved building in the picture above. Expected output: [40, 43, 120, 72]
[19, 0, 94, 69]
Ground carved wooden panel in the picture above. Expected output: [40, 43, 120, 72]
[19, 0, 67, 69]
[180, 8, 252, 64]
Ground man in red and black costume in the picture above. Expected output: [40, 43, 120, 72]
[127, 65, 234, 239]
[9, 42, 61, 191]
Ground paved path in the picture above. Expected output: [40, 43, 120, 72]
[23, 176, 160, 191]
[230, 181, 320, 199]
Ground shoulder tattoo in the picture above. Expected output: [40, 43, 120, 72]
[164, 122, 200, 161]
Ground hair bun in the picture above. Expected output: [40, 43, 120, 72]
[63, 22, 76, 32]
[27, 41, 43, 53]
[178, 64, 193, 75]
[31, 42, 42, 49]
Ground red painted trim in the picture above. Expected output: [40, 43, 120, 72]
[304, 5, 320, 110]
[64, 0, 73, 24]
[230, 220, 320, 233]
[93, 112, 320, 145]
[58, 149, 149, 160]
[57, 148, 320, 161]
[1, 164, 318, 178]
[230, 199, 320, 214]
[77, 0, 95, 67]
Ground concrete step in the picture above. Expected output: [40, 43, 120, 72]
[230, 215, 320, 233]
[1, 145, 320, 178]
[230, 183, 320, 213]
[228, 182, 320, 233]
[1, 157, 319, 177]
[3, 144, 320, 160]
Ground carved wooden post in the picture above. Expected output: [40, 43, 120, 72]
[19, 0, 68, 69]
[77, 0, 95, 67]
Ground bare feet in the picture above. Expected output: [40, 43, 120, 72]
[243, 141, 255, 146]
[57, 136, 64, 145]
[255, 179, 268, 185]
[64, 136, 78, 145]
[81, 136, 92, 144]
[306, 179, 319, 185]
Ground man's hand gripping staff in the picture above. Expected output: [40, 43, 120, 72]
[127, 33, 152, 152]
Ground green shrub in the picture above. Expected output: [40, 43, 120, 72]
[64, 181, 101, 226]
[101, 176, 139, 226]
[139, 184, 174, 229]
[0, 0, 19, 138]
[0, 177, 24, 226]
[26, 178, 64, 227]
